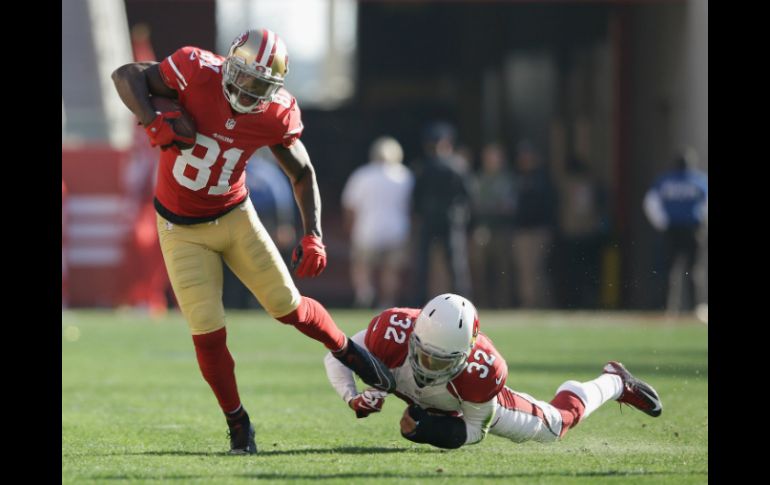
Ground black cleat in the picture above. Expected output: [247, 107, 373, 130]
[227, 421, 257, 455]
[334, 339, 396, 393]
[603, 361, 663, 417]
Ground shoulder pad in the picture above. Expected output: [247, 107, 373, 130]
[364, 308, 420, 368]
[448, 333, 507, 403]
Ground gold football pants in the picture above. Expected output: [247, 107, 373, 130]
[156, 199, 301, 334]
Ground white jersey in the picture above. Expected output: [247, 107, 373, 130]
[324, 307, 599, 445]
[341, 162, 414, 250]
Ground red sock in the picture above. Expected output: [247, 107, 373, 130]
[550, 390, 586, 437]
[276, 296, 346, 351]
[191, 327, 241, 413]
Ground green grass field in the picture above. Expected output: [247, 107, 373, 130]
[62, 309, 707, 484]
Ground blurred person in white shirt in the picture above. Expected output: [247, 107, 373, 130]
[342, 137, 414, 308]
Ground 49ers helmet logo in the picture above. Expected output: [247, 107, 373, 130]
[232, 31, 248, 49]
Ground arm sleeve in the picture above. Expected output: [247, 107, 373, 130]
[461, 398, 498, 445]
[323, 330, 368, 403]
[276, 96, 304, 147]
[158, 46, 202, 94]
[643, 189, 669, 231]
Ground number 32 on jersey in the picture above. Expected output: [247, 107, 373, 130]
[383, 314, 412, 344]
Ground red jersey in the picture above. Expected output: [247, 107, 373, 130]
[155, 46, 304, 221]
[364, 308, 508, 404]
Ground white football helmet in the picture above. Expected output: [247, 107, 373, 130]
[408, 293, 479, 387]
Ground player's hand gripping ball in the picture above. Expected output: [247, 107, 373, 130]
[146, 96, 197, 151]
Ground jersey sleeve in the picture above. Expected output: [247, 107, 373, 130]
[276, 94, 304, 148]
[363, 308, 420, 369]
[324, 329, 367, 403]
[158, 46, 204, 94]
[448, 333, 508, 404]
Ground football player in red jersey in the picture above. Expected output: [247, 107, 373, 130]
[325, 294, 663, 449]
[111, 28, 395, 455]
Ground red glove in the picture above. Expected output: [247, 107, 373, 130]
[291, 235, 326, 278]
[349, 389, 387, 418]
[144, 112, 195, 151]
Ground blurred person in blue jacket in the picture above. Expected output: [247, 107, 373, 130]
[643, 147, 708, 315]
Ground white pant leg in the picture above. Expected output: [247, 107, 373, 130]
[489, 387, 564, 443]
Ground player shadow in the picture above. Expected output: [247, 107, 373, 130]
[88, 469, 705, 481]
[90, 470, 705, 481]
[257, 445, 439, 456]
[233, 470, 706, 481]
[119, 445, 427, 458]
[93, 475, 207, 481]
[120, 450, 225, 457]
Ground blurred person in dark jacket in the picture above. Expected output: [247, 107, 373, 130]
[553, 154, 607, 309]
[469, 143, 516, 308]
[643, 147, 708, 315]
[411, 122, 472, 306]
[511, 141, 557, 308]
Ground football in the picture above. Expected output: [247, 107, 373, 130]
[149, 96, 197, 150]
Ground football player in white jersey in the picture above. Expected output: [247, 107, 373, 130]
[325, 294, 663, 449]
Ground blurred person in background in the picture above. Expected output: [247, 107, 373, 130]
[469, 143, 516, 308]
[553, 154, 607, 309]
[643, 147, 708, 315]
[112, 27, 395, 455]
[224, 148, 298, 309]
[511, 141, 557, 308]
[324, 293, 662, 450]
[411, 122, 472, 306]
[341, 136, 414, 309]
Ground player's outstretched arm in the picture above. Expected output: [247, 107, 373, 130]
[271, 141, 327, 277]
[324, 331, 365, 402]
[324, 330, 388, 419]
[271, 140, 321, 238]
